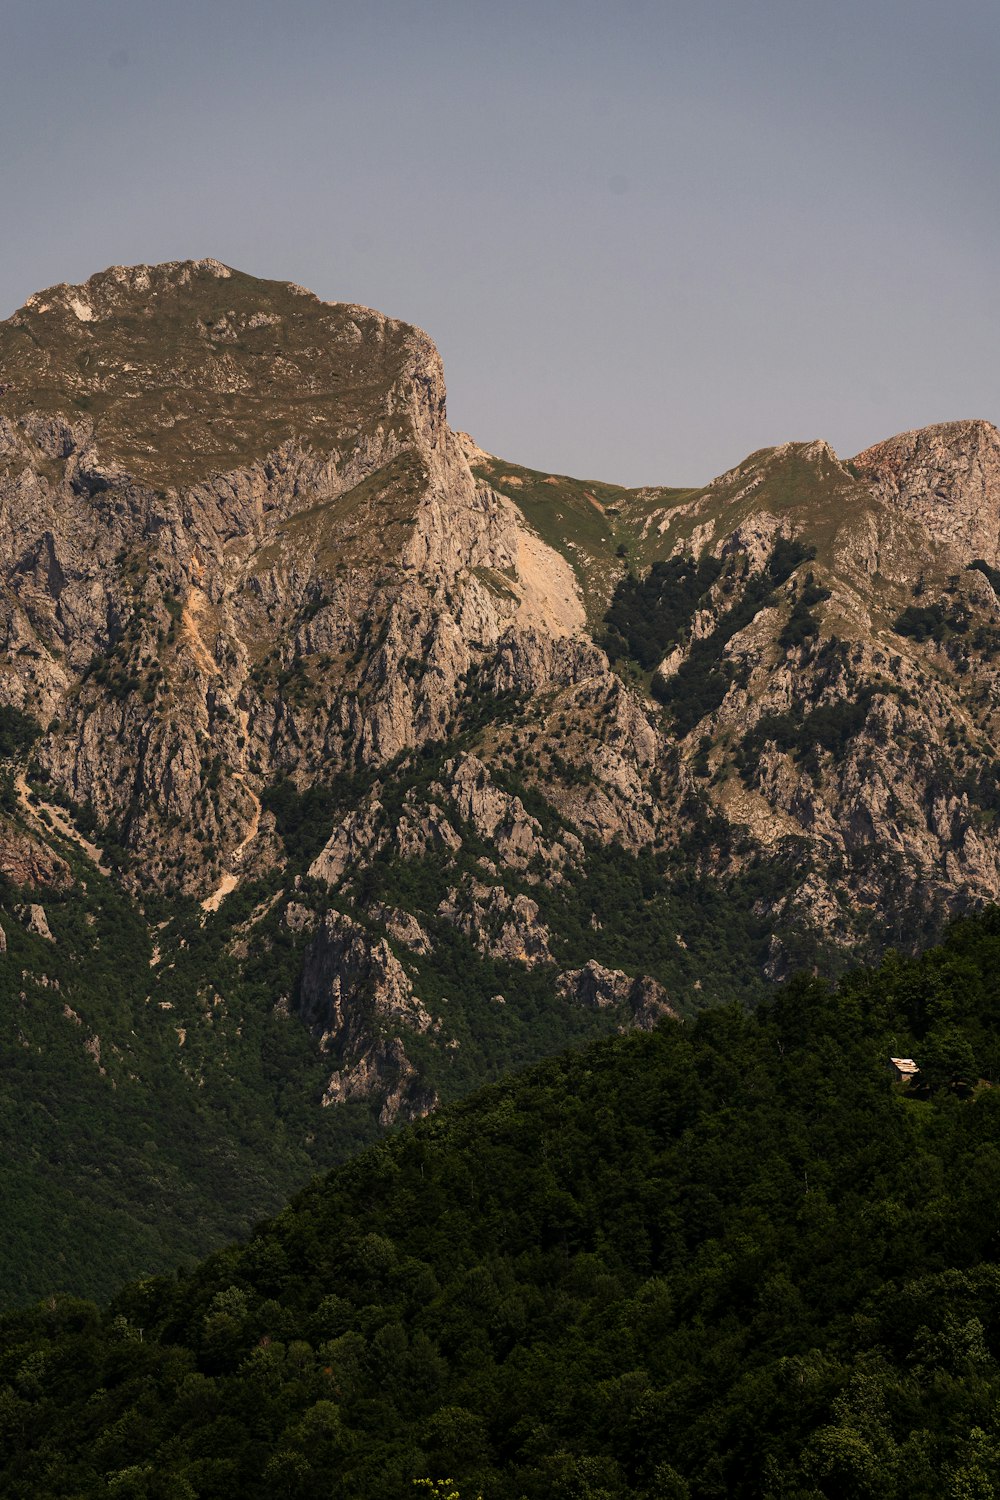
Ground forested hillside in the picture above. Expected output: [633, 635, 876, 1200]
[3, 913, 1000, 1498]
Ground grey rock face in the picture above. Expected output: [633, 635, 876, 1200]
[371, 905, 433, 956]
[0, 822, 71, 890]
[438, 881, 553, 966]
[852, 421, 1000, 567]
[5, 259, 1000, 1127]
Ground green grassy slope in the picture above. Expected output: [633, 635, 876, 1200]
[472, 454, 697, 617]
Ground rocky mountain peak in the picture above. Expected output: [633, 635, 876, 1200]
[851, 419, 1000, 567]
[0, 260, 596, 908]
[22, 257, 241, 316]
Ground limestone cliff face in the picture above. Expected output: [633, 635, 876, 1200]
[0, 819, 71, 890]
[4, 259, 1000, 1129]
[0, 261, 586, 906]
[438, 881, 554, 966]
[852, 421, 1000, 568]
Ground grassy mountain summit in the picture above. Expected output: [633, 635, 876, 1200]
[0, 258, 430, 485]
[2, 261, 1000, 1302]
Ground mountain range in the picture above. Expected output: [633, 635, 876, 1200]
[3, 258, 1000, 1301]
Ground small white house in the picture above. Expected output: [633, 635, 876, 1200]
[888, 1056, 920, 1084]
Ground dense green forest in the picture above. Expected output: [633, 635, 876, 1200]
[0, 856, 351, 1309]
[4, 912, 1000, 1497]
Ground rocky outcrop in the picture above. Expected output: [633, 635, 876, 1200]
[447, 754, 583, 874]
[308, 804, 387, 888]
[320, 1038, 429, 1124]
[282, 901, 318, 935]
[298, 911, 438, 1125]
[438, 881, 553, 966]
[556, 960, 677, 1030]
[852, 421, 1000, 568]
[0, 822, 71, 890]
[17, 904, 54, 942]
[371, 904, 433, 956]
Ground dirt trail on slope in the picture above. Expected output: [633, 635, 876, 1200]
[232, 777, 261, 863]
[200, 709, 262, 914]
[181, 589, 218, 676]
[15, 772, 111, 875]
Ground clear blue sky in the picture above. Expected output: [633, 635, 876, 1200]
[2, 0, 998, 485]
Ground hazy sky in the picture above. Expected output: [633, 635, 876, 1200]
[2, 0, 998, 485]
